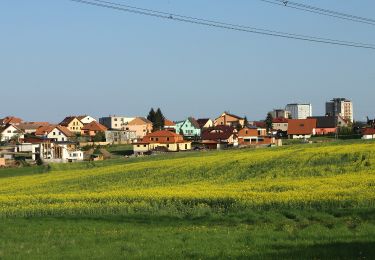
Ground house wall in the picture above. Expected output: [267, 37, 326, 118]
[105, 130, 137, 144]
[315, 128, 337, 135]
[66, 119, 84, 133]
[176, 120, 201, 137]
[126, 124, 152, 139]
[290, 134, 312, 139]
[0, 158, 5, 167]
[133, 142, 191, 155]
[99, 117, 135, 130]
[1, 125, 24, 142]
[215, 115, 244, 127]
[362, 134, 375, 140]
[203, 120, 214, 128]
[79, 116, 96, 124]
[272, 123, 288, 132]
[47, 128, 69, 142]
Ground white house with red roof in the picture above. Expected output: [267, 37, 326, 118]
[35, 125, 73, 142]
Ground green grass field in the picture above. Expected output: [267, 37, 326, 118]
[1, 141, 375, 259]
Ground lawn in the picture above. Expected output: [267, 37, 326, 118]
[0, 141, 375, 258]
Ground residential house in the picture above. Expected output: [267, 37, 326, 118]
[99, 116, 135, 130]
[287, 119, 317, 139]
[60, 116, 84, 134]
[105, 130, 137, 144]
[197, 118, 214, 129]
[81, 121, 107, 137]
[17, 137, 83, 163]
[125, 117, 153, 139]
[0, 124, 24, 142]
[309, 116, 349, 135]
[201, 125, 238, 149]
[214, 112, 244, 128]
[77, 115, 97, 124]
[164, 119, 176, 132]
[272, 118, 289, 132]
[35, 125, 73, 142]
[133, 130, 191, 155]
[362, 128, 375, 140]
[18, 122, 50, 134]
[238, 126, 276, 146]
[175, 117, 201, 139]
[0, 116, 23, 126]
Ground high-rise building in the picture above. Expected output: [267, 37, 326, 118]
[285, 103, 312, 119]
[325, 98, 353, 123]
[269, 109, 291, 119]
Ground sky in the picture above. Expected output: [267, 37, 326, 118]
[1, 0, 374, 123]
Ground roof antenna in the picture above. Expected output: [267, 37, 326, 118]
[283, 1, 288, 6]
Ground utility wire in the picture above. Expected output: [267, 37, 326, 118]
[88, 0, 375, 47]
[67, 0, 375, 50]
[258, 0, 375, 26]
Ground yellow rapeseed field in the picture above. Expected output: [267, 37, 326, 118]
[0, 142, 374, 217]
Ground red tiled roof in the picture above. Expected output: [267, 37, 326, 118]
[272, 118, 288, 123]
[363, 128, 375, 135]
[128, 117, 152, 125]
[35, 125, 74, 137]
[253, 121, 267, 128]
[164, 119, 175, 127]
[202, 126, 235, 141]
[1, 116, 23, 125]
[147, 130, 181, 138]
[18, 122, 50, 130]
[288, 119, 317, 135]
[82, 121, 107, 132]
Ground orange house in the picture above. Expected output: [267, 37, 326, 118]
[126, 117, 153, 139]
[238, 127, 275, 146]
[214, 112, 244, 128]
[81, 121, 108, 137]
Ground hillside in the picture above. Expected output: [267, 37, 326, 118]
[1, 141, 375, 258]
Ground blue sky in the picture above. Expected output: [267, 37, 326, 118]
[1, 0, 374, 123]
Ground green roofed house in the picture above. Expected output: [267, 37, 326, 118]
[175, 117, 201, 139]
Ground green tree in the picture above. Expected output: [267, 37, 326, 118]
[243, 116, 248, 128]
[265, 113, 273, 132]
[93, 132, 106, 142]
[147, 108, 156, 124]
[153, 108, 165, 131]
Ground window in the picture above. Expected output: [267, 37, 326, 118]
[143, 145, 147, 147]
[156, 138, 159, 141]
[167, 144, 170, 148]
[185, 144, 188, 149]
[167, 137, 170, 141]
[7, 130, 11, 133]
[151, 138, 154, 141]
[137, 145, 140, 147]
[62, 138, 65, 141]
[53, 132, 56, 135]
[114, 118, 118, 121]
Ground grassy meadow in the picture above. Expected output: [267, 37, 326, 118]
[1, 141, 375, 258]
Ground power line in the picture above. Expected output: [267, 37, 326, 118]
[258, 0, 375, 26]
[67, 0, 375, 50]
